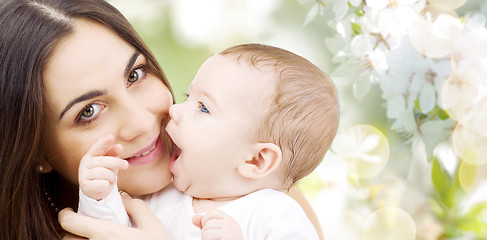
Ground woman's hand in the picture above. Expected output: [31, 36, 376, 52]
[59, 196, 170, 240]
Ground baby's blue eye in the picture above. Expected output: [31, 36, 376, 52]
[199, 103, 209, 113]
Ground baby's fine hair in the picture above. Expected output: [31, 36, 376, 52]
[220, 43, 340, 185]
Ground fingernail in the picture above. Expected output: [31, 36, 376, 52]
[119, 190, 131, 198]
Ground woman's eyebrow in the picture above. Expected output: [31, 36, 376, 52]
[58, 51, 142, 120]
[124, 51, 141, 76]
[59, 90, 107, 120]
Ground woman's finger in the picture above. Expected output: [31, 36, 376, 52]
[122, 197, 159, 229]
[122, 196, 170, 238]
[63, 233, 87, 240]
[60, 205, 171, 240]
[58, 208, 108, 238]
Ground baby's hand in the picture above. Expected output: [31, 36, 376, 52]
[79, 135, 128, 201]
[192, 209, 244, 240]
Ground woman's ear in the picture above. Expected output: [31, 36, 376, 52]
[238, 143, 282, 179]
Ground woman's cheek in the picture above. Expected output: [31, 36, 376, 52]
[146, 78, 172, 116]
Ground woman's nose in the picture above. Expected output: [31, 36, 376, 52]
[118, 101, 155, 141]
[169, 103, 183, 124]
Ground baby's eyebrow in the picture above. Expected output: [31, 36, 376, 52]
[202, 91, 217, 108]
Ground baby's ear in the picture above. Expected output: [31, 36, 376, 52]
[238, 143, 282, 179]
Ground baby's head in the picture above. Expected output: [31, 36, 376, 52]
[220, 44, 340, 188]
[166, 43, 339, 198]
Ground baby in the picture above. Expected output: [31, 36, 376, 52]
[78, 43, 340, 239]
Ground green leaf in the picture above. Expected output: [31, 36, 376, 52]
[351, 22, 361, 35]
[420, 119, 455, 159]
[354, 7, 364, 17]
[429, 105, 451, 120]
[431, 157, 456, 208]
[429, 198, 446, 219]
[458, 202, 487, 237]
[414, 98, 421, 111]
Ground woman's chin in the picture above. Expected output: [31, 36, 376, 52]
[119, 172, 172, 197]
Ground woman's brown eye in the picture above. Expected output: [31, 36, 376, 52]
[82, 105, 94, 118]
[77, 104, 105, 124]
[128, 70, 139, 83]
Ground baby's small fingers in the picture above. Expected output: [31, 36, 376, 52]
[84, 167, 117, 183]
[201, 209, 227, 226]
[201, 228, 221, 240]
[192, 215, 204, 229]
[85, 135, 115, 157]
[105, 144, 124, 157]
[80, 179, 111, 199]
[85, 156, 128, 170]
[201, 218, 223, 230]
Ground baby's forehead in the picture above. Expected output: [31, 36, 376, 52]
[225, 61, 276, 102]
[200, 54, 277, 89]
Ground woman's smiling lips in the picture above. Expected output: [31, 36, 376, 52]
[125, 136, 164, 166]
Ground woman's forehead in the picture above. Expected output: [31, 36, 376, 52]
[45, 19, 131, 74]
[42, 19, 135, 113]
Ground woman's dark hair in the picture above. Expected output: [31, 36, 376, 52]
[0, 0, 171, 238]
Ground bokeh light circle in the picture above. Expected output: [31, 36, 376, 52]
[459, 160, 487, 193]
[440, 73, 478, 122]
[363, 206, 416, 240]
[342, 124, 390, 179]
[452, 123, 487, 166]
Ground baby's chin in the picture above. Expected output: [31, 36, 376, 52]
[171, 176, 189, 193]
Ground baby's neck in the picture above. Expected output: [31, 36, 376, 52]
[190, 180, 290, 213]
[192, 195, 241, 213]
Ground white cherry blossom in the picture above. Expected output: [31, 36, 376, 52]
[450, 17, 487, 74]
[441, 70, 484, 122]
[423, 0, 467, 19]
[303, 0, 324, 26]
[331, 0, 362, 22]
[332, 125, 390, 179]
[409, 13, 463, 58]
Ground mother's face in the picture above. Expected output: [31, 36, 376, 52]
[43, 19, 173, 196]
